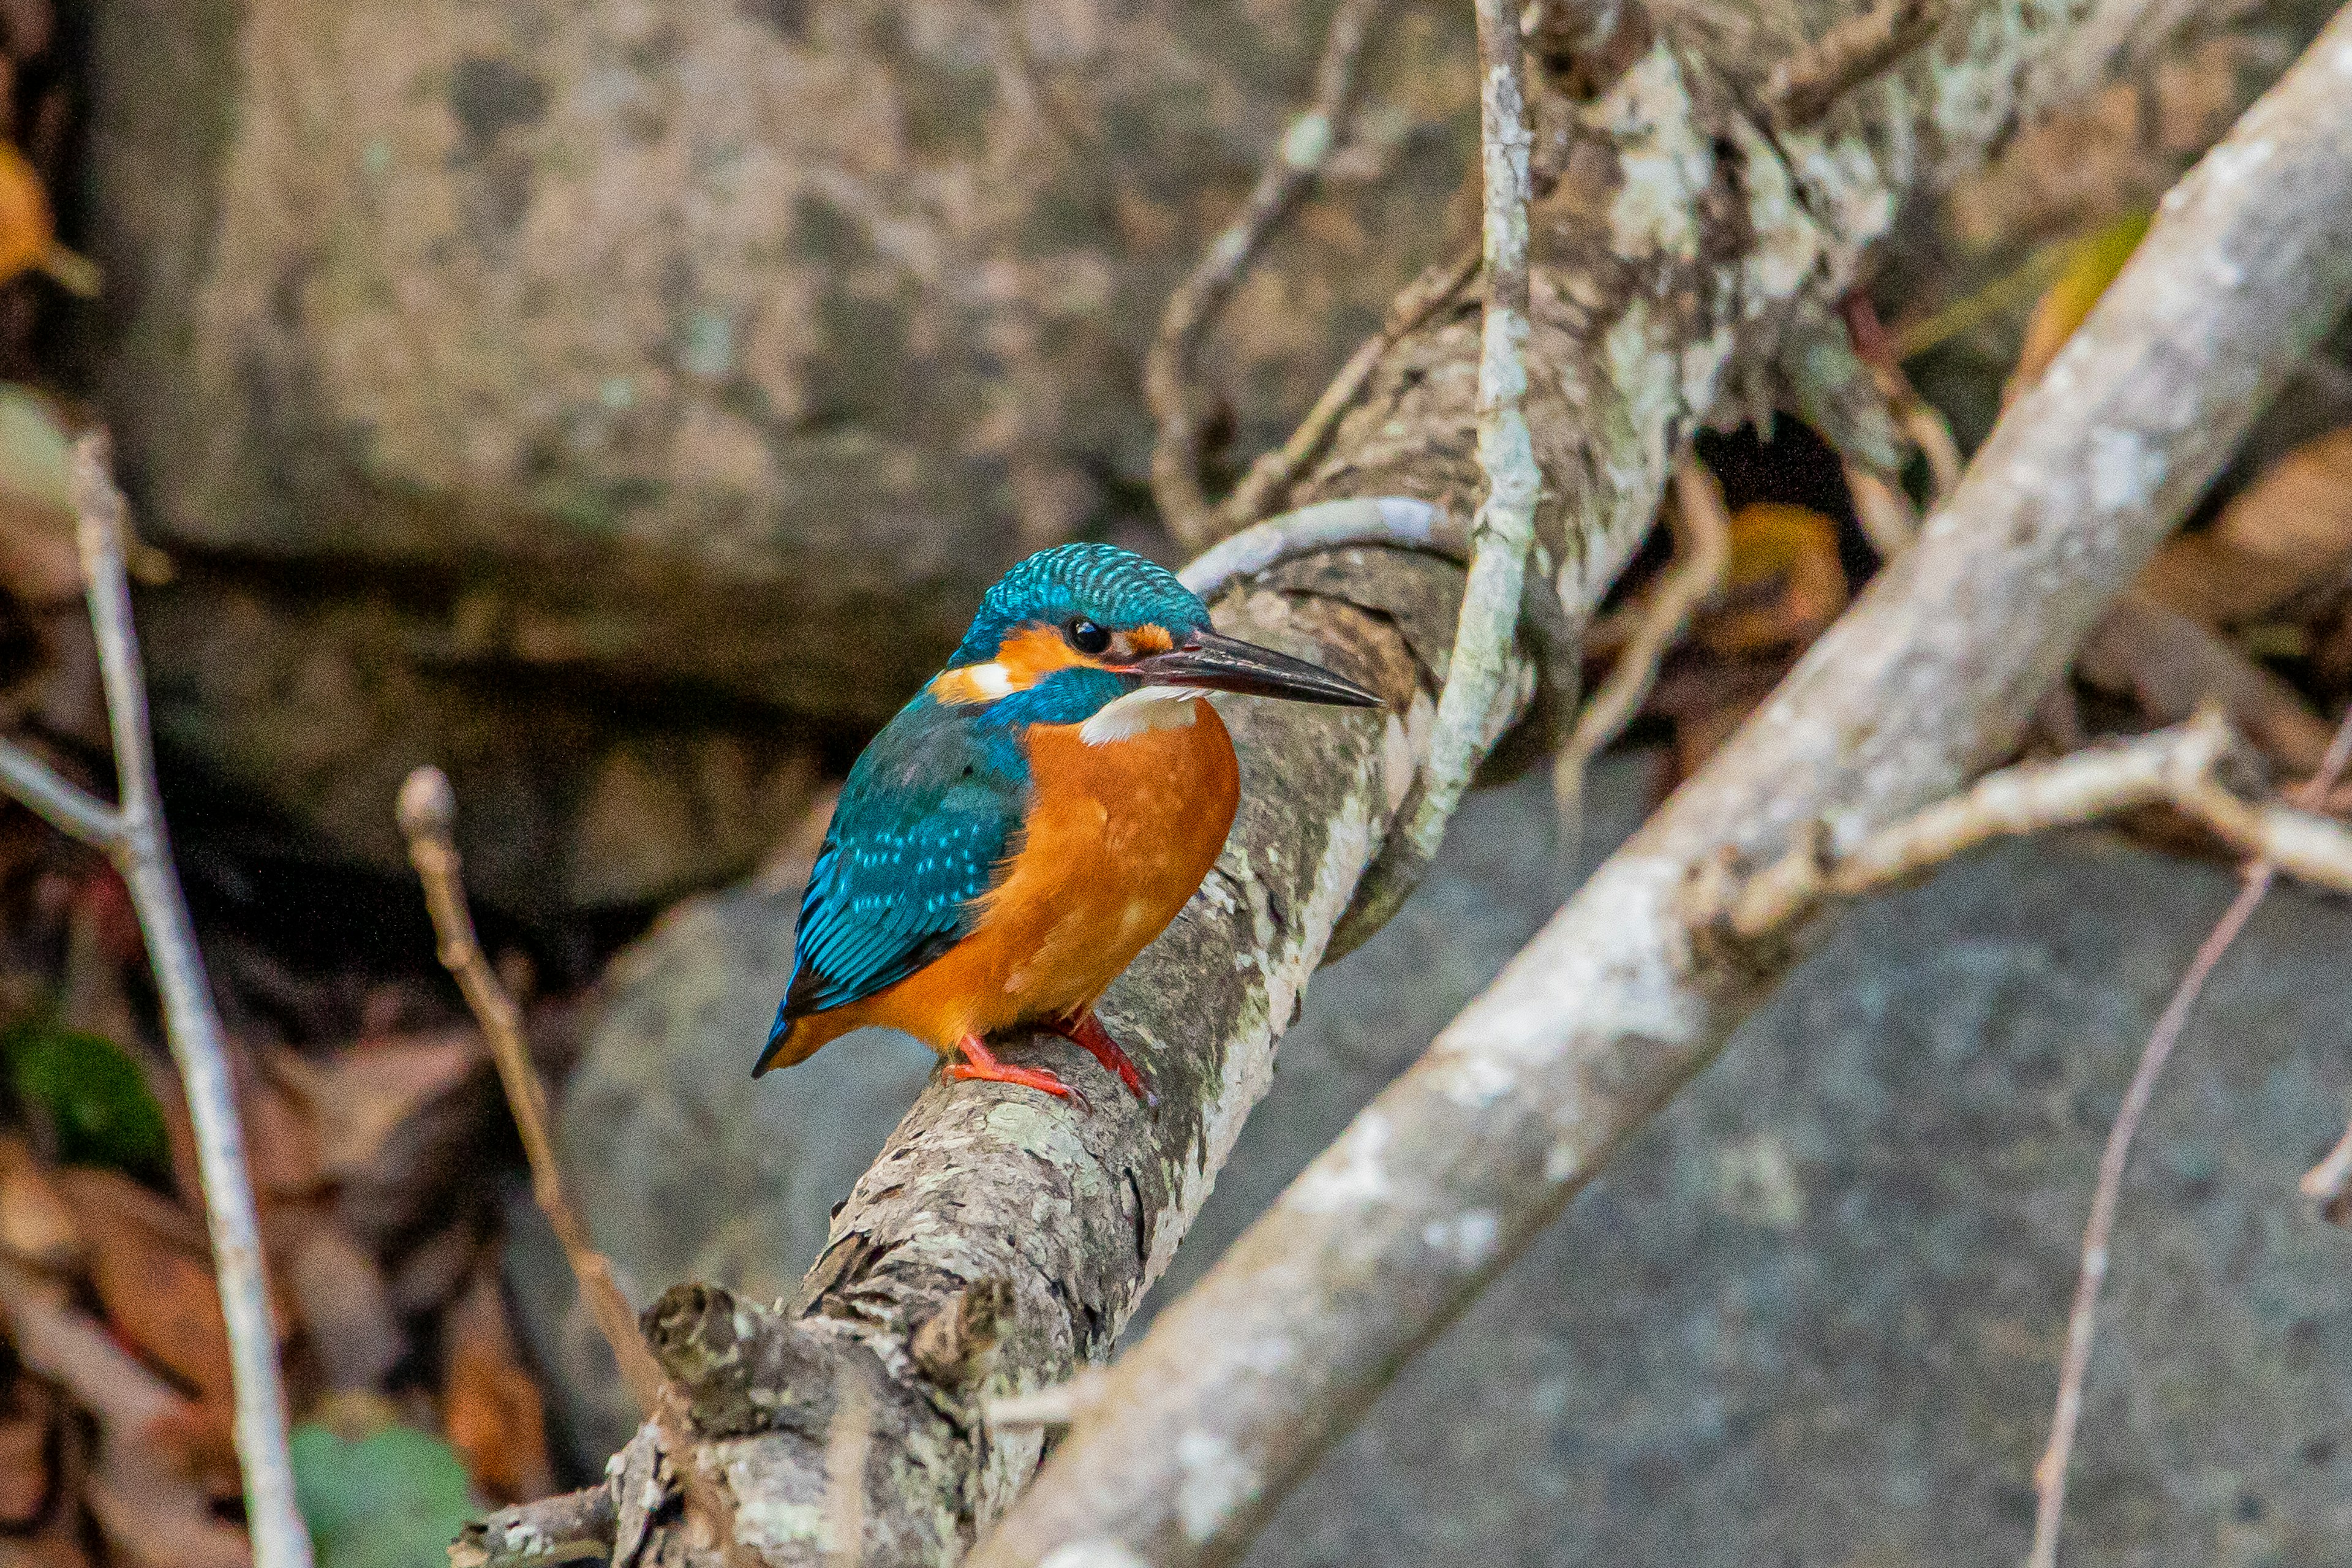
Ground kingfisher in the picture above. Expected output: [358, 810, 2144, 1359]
[756, 542, 1381, 1104]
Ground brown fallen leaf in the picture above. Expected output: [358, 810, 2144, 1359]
[0, 1137, 80, 1273]
[2139, 426, 2352, 628]
[0, 1377, 53, 1529]
[0, 1260, 246, 1568]
[0, 143, 91, 295]
[442, 1265, 554, 1506]
[49, 1170, 236, 1406]
[1695, 502, 1849, 658]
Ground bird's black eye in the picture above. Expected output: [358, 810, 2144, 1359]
[1065, 616, 1111, 655]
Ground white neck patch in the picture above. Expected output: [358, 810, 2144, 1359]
[1079, 685, 1208, 746]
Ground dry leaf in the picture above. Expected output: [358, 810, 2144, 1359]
[0, 1380, 53, 1528]
[2007, 210, 2150, 397]
[277, 1207, 402, 1394]
[1696, 503, 1849, 658]
[50, 1170, 236, 1409]
[273, 1030, 483, 1183]
[441, 1267, 553, 1506]
[0, 1137, 80, 1273]
[2139, 426, 2352, 627]
[0, 1260, 246, 1568]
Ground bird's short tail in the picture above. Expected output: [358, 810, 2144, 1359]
[753, 998, 859, 1077]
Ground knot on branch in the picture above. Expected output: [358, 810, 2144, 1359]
[910, 1278, 1012, 1389]
[641, 1282, 850, 1439]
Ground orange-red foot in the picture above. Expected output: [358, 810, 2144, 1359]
[947, 1033, 1078, 1102]
[1041, 1009, 1156, 1107]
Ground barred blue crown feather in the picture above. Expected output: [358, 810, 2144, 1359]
[770, 543, 1207, 1040]
[949, 542, 1211, 667]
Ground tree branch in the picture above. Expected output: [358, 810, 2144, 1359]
[971, 15, 2352, 1563]
[0, 435, 311, 1568]
[1147, 0, 1392, 551]
[1396, 0, 1540, 869]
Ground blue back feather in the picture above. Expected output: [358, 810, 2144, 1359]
[765, 545, 1207, 1057]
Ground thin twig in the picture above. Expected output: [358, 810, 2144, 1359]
[2025, 699, 2352, 1568]
[1400, 0, 1539, 864]
[1178, 494, 1463, 600]
[1554, 458, 1729, 826]
[1843, 459, 1920, 559]
[396, 766, 668, 1416]
[823, 1367, 875, 1568]
[398, 770, 756, 1568]
[0, 436, 311, 1568]
[1216, 245, 1482, 531]
[451, 1489, 618, 1568]
[1765, 0, 1950, 127]
[1710, 712, 2352, 942]
[979, 1369, 1112, 1434]
[1147, 0, 1392, 552]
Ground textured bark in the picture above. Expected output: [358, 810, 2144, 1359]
[525, 1, 2304, 1564]
[974, 10, 2352, 1564]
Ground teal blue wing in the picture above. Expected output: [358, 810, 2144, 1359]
[760, 699, 1027, 1068]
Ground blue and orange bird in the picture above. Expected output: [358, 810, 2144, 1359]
[755, 543, 1381, 1103]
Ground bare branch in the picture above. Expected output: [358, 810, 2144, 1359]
[1555, 458, 1728, 823]
[1216, 247, 1480, 530]
[1843, 460, 1920, 559]
[1399, 0, 1539, 866]
[400, 769, 759, 1568]
[562, 2, 2278, 1561]
[973, 18, 2352, 1562]
[1766, 0, 1953, 127]
[452, 1490, 619, 1568]
[1706, 712, 2352, 944]
[2026, 699, 2352, 1568]
[0, 740, 121, 842]
[1147, 0, 1392, 551]
[0, 436, 311, 1568]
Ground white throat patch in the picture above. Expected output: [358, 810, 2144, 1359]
[1079, 685, 1208, 745]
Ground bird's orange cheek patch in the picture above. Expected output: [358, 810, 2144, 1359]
[931, 625, 1107, 704]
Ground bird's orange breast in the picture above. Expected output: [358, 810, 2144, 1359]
[819, 698, 1240, 1055]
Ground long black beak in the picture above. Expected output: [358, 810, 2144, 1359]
[1134, 630, 1384, 708]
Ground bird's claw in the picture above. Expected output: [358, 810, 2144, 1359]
[949, 1033, 1088, 1109]
[1041, 1011, 1158, 1107]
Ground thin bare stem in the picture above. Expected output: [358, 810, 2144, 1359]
[1555, 458, 1730, 825]
[395, 767, 666, 1414]
[1843, 459, 1921, 560]
[0, 437, 316, 1568]
[1400, 0, 1539, 864]
[1147, 0, 1391, 551]
[397, 769, 757, 1568]
[0, 740, 122, 842]
[1216, 246, 1481, 530]
[1711, 712, 2352, 942]
[2024, 699, 2352, 1568]
[823, 1368, 875, 1568]
[1766, 0, 1951, 127]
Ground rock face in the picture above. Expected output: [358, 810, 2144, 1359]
[521, 753, 2352, 1562]
[80, 0, 1475, 909]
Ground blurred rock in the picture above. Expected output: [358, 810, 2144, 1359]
[524, 750, 2352, 1562]
[1164, 771, 2352, 1568]
[81, 0, 1477, 906]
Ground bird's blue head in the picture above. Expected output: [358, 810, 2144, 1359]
[930, 543, 1381, 728]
